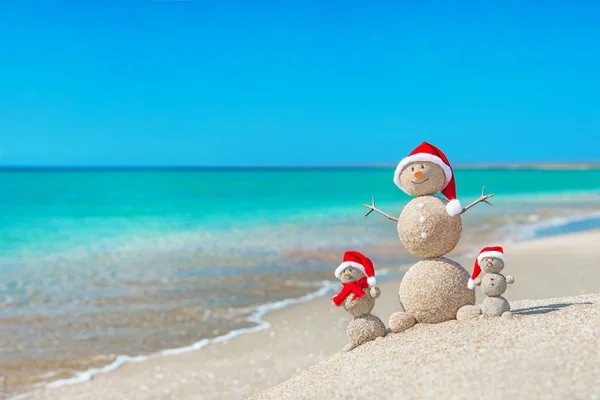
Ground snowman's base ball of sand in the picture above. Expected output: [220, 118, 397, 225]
[345, 314, 386, 351]
[481, 296, 510, 317]
[397, 196, 463, 258]
[399, 257, 475, 324]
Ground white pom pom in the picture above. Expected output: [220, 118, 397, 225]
[367, 276, 376, 287]
[446, 199, 463, 216]
[468, 278, 475, 290]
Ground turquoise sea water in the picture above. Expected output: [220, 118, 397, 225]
[3, 168, 600, 257]
[1, 167, 600, 395]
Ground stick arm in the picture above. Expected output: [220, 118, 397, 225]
[362, 197, 399, 222]
[460, 187, 494, 215]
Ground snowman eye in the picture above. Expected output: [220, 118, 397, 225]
[411, 166, 414, 171]
[421, 164, 425, 169]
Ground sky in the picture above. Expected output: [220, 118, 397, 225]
[1, 1, 599, 166]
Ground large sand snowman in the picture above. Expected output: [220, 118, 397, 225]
[364, 142, 494, 333]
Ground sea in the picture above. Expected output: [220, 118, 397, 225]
[1, 167, 600, 398]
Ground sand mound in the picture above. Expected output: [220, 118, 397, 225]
[252, 294, 600, 400]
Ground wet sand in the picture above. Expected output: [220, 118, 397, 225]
[24, 229, 600, 400]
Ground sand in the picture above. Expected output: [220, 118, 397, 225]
[24, 229, 600, 400]
[255, 294, 600, 400]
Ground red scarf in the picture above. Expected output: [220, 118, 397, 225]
[331, 277, 369, 307]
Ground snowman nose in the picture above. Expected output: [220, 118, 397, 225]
[414, 171, 423, 179]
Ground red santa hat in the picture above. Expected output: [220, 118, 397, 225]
[334, 250, 376, 287]
[393, 142, 463, 217]
[468, 246, 505, 289]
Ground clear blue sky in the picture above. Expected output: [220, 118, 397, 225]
[1, 1, 599, 166]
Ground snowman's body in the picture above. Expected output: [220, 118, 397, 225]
[390, 194, 476, 332]
[481, 273, 507, 297]
[342, 287, 376, 317]
[394, 196, 474, 326]
[397, 196, 462, 259]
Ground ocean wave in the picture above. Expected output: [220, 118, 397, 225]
[486, 189, 600, 203]
[8, 266, 407, 400]
[468, 209, 600, 252]
[10, 279, 342, 400]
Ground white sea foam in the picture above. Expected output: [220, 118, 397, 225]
[508, 210, 600, 242]
[7, 393, 37, 400]
[490, 189, 600, 203]
[457, 210, 600, 262]
[476, 209, 600, 252]
[9, 280, 341, 400]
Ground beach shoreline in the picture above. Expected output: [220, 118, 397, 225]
[13, 227, 600, 400]
[5, 203, 587, 397]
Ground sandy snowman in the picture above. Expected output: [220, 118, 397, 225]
[332, 251, 386, 351]
[363, 142, 494, 333]
[469, 246, 515, 318]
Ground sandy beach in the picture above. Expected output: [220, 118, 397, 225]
[4, 0, 600, 397]
[21, 229, 600, 400]
[256, 294, 600, 400]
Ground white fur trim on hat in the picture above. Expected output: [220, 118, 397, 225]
[467, 278, 475, 290]
[446, 199, 463, 217]
[334, 261, 367, 280]
[477, 251, 505, 265]
[393, 153, 453, 194]
[367, 276, 376, 287]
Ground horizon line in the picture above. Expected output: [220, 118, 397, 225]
[1, 162, 600, 171]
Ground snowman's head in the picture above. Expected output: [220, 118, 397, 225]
[339, 266, 366, 283]
[480, 256, 504, 273]
[398, 161, 447, 196]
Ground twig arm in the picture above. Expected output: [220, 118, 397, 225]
[363, 196, 399, 222]
[459, 186, 494, 215]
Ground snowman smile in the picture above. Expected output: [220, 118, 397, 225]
[411, 178, 429, 184]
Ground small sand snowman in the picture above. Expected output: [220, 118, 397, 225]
[469, 246, 514, 318]
[332, 251, 386, 352]
[363, 142, 494, 332]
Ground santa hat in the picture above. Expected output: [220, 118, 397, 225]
[393, 142, 462, 217]
[468, 246, 505, 289]
[334, 250, 376, 287]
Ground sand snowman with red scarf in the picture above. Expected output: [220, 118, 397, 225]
[364, 142, 494, 332]
[332, 251, 386, 352]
